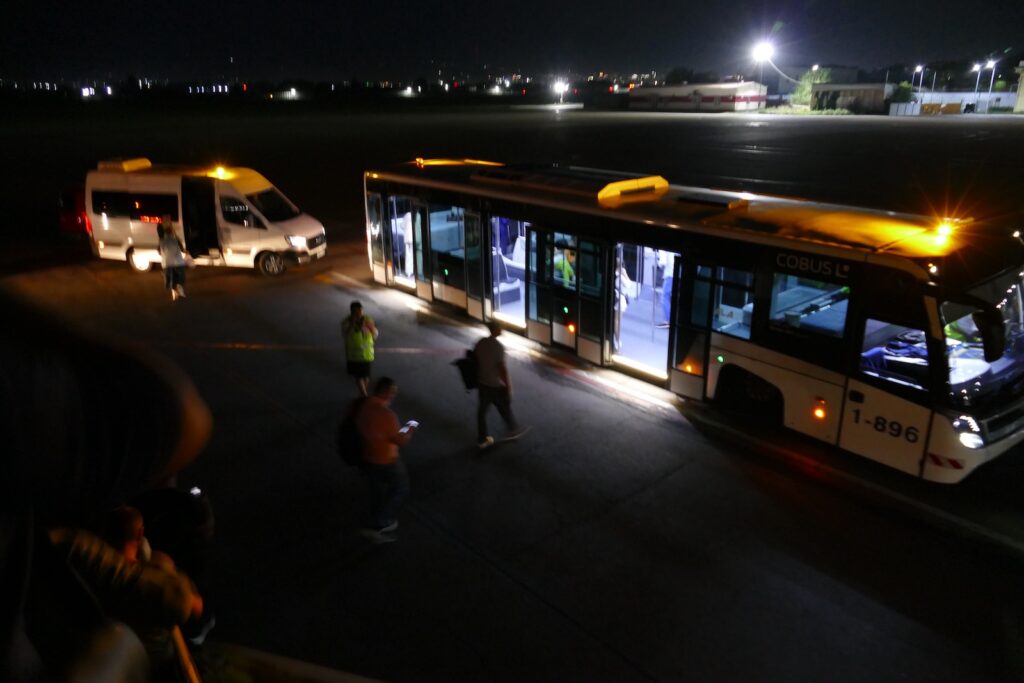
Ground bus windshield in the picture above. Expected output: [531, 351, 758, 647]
[942, 268, 1024, 409]
[246, 188, 300, 222]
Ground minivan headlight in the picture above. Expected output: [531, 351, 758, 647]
[286, 235, 307, 248]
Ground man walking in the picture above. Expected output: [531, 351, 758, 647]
[474, 321, 528, 450]
[342, 301, 378, 396]
[357, 377, 417, 543]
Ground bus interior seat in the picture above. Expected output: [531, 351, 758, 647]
[504, 238, 526, 280]
[492, 251, 521, 304]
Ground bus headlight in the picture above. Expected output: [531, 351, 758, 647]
[952, 415, 984, 449]
[286, 235, 307, 248]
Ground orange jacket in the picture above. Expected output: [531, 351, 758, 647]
[356, 396, 412, 465]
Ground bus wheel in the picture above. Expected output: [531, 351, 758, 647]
[256, 251, 286, 276]
[127, 248, 152, 273]
[714, 366, 783, 427]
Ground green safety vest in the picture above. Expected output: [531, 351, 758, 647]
[343, 315, 376, 362]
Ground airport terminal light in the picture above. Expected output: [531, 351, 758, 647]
[553, 80, 569, 103]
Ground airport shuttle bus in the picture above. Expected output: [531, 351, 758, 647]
[364, 159, 1024, 483]
[86, 158, 327, 275]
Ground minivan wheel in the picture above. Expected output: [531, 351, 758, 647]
[256, 251, 286, 276]
[127, 248, 152, 273]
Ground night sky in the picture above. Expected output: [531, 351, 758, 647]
[3, 1, 1021, 81]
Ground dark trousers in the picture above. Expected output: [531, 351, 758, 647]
[364, 460, 409, 529]
[164, 266, 185, 290]
[477, 384, 517, 441]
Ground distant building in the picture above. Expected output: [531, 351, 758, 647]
[628, 82, 766, 112]
[811, 83, 895, 114]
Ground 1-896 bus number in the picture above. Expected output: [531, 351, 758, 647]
[851, 409, 919, 443]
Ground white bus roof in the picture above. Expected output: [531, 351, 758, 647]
[367, 160, 1009, 273]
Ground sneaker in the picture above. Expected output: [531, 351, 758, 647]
[360, 528, 396, 544]
[170, 290, 178, 301]
[477, 436, 495, 450]
[379, 521, 398, 533]
[504, 425, 531, 441]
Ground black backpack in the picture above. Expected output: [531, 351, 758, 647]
[453, 348, 478, 391]
[337, 397, 368, 468]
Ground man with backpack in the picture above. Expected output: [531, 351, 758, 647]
[474, 321, 528, 450]
[353, 377, 417, 544]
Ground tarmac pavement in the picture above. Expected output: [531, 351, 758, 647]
[5, 241, 1024, 682]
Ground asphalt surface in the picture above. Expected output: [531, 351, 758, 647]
[6, 241, 1024, 682]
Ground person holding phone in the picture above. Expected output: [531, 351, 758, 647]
[356, 377, 417, 543]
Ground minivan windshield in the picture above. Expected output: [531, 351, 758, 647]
[942, 268, 1024, 409]
[246, 188, 300, 222]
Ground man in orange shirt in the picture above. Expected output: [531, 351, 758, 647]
[356, 377, 418, 543]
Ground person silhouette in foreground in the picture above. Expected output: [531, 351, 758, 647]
[0, 290, 212, 681]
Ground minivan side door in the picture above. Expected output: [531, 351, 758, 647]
[217, 186, 274, 267]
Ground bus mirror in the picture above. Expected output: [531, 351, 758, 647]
[972, 309, 1005, 362]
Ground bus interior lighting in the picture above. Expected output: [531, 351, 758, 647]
[612, 354, 670, 380]
[492, 312, 527, 329]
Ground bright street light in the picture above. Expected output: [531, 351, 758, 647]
[752, 42, 774, 62]
[750, 41, 799, 86]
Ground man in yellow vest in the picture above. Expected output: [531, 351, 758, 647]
[342, 301, 379, 396]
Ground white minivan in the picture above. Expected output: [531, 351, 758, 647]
[86, 158, 327, 275]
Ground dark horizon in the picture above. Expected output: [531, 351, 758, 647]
[3, 1, 1021, 82]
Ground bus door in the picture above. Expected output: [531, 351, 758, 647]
[838, 292, 935, 476]
[669, 257, 710, 399]
[488, 216, 528, 328]
[464, 211, 485, 320]
[526, 229, 552, 345]
[182, 177, 219, 257]
[613, 243, 678, 379]
[385, 196, 429, 299]
[550, 232, 579, 351]
[366, 193, 386, 284]
[428, 202, 467, 307]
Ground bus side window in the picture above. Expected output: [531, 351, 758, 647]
[859, 318, 929, 391]
[769, 273, 849, 338]
[710, 266, 754, 339]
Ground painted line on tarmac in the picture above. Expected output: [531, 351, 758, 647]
[150, 340, 455, 354]
[686, 405, 1024, 564]
[318, 271, 371, 289]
